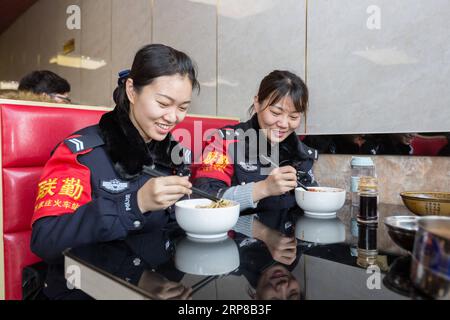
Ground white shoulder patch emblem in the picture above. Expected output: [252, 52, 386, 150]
[100, 179, 129, 193]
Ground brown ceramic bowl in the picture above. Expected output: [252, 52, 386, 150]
[400, 192, 450, 217]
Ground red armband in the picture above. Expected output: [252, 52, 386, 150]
[192, 130, 237, 186]
[31, 136, 93, 225]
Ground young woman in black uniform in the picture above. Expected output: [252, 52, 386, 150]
[193, 70, 318, 264]
[31, 45, 199, 299]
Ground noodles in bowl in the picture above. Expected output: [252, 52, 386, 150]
[196, 199, 234, 209]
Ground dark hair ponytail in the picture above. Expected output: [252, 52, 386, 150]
[249, 70, 308, 116]
[113, 44, 200, 114]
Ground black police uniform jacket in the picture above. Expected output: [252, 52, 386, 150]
[30, 108, 191, 262]
[193, 114, 318, 213]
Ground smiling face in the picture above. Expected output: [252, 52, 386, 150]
[254, 94, 302, 144]
[256, 264, 301, 300]
[126, 74, 193, 142]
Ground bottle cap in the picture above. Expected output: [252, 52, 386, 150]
[358, 176, 378, 193]
[351, 156, 374, 167]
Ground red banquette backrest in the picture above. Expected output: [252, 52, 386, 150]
[0, 100, 109, 300]
[411, 135, 448, 156]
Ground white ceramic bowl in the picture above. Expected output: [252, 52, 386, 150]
[295, 187, 346, 218]
[174, 198, 240, 240]
[295, 215, 346, 244]
[175, 237, 240, 276]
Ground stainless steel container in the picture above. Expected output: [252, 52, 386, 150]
[410, 216, 450, 299]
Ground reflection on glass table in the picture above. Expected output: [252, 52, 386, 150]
[62, 203, 440, 300]
[137, 270, 192, 300]
[295, 215, 345, 244]
[302, 133, 450, 156]
[382, 255, 427, 300]
[175, 237, 240, 276]
[247, 264, 301, 300]
[64, 230, 302, 300]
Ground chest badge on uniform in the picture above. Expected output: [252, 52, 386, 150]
[238, 161, 258, 172]
[100, 179, 129, 194]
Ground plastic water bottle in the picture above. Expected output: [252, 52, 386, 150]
[350, 157, 375, 207]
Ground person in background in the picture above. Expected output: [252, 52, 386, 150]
[18, 70, 72, 103]
[193, 70, 318, 264]
[30, 44, 198, 299]
[301, 135, 336, 154]
[332, 134, 379, 155]
[376, 133, 415, 155]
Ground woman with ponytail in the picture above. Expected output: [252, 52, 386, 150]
[193, 70, 318, 265]
[30, 44, 199, 299]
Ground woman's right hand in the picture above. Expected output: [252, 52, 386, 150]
[137, 176, 192, 213]
[253, 166, 298, 202]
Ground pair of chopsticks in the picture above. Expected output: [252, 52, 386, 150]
[190, 266, 238, 295]
[142, 165, 222, 202]
[191, 275, 218, 295]
[260, 155, 309, 191]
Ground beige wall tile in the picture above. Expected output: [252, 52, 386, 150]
[0, 40, 6, 79]
[20, 2, 41, 77]
[12, 0, 83, 103]
[218, 0, 306, 122]
[0, 24, 14, 81]
[80, 0, 112, 107]
[0, 16, 26, 81]
[153, 0, 217, 116]
[7, 16, 27, 80]
[314, 154, 450, 205]
[307, 0, 450, 134]
[36, 0, 59, 73]
[54, 0, 82, 104]
[111, 0, 152, 101]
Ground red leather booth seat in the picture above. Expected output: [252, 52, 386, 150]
[0, 101, 108, 300]
[411, 135, 448, 156]
[0, 99, 238, 300]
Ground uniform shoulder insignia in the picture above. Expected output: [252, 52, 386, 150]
[218, 128, 239, 140]
[100, 179, 129, 194]
[64, 134, 105, 154]
[306, 147, 319, 160]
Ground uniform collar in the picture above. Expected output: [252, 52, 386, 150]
[99, 108, 177, 179]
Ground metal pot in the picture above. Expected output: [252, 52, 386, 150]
[410, 216, 450, 299]
[384, 216, 419, 252]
